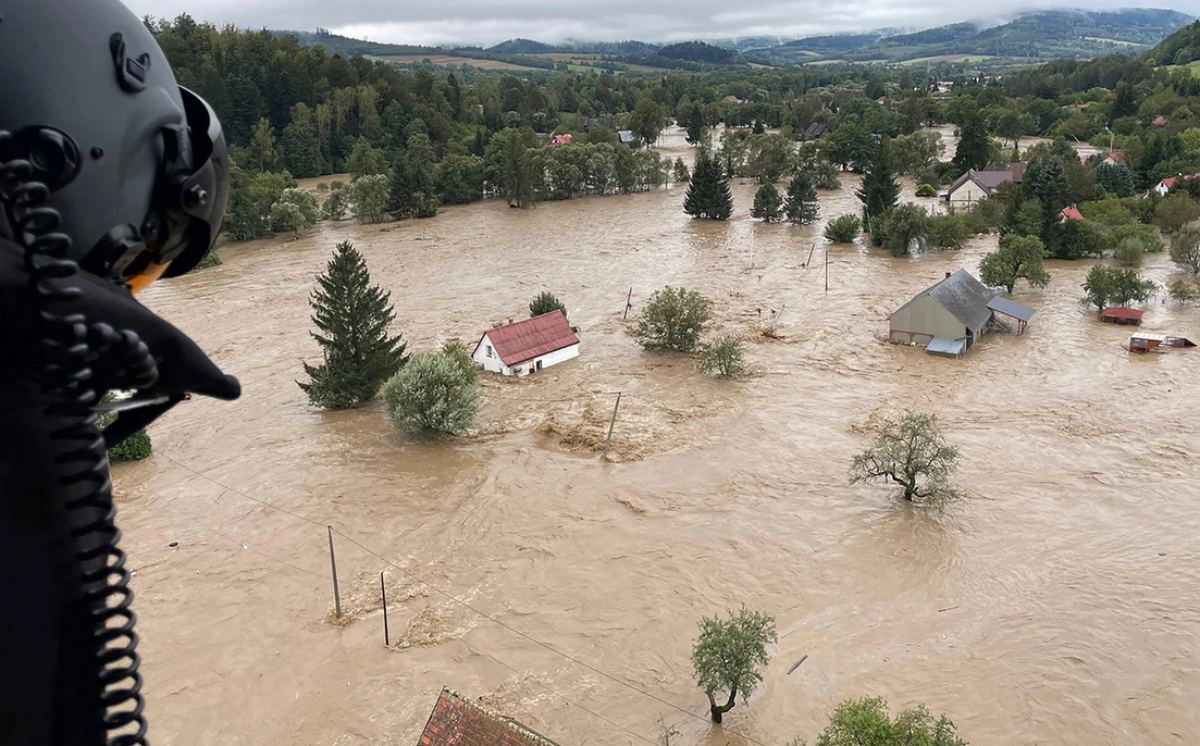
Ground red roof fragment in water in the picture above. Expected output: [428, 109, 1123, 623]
[476, 311, 578, 367]
[417, 689, 560, 746]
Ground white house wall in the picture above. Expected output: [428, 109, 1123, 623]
[947, 180, 990, 204]
[472, 336, 580, 377]
[472, 333, 513, 375]
[508, 343, 580, 376]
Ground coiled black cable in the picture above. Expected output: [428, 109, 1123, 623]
[1, 134, 155, 745]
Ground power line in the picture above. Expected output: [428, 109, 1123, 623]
[154, 451, 774, 746]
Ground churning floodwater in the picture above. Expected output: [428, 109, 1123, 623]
[118, 131, 1200, 746]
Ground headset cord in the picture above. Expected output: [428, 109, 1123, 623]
[1, 136, 156, 745]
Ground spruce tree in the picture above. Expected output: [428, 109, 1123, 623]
[856, 141, 900, 230]
[684, 148, 733, 220]
[751, 183, 783, 222]
[952, 111, 991, 173]
[783, 172, 819, 224]
[299, 241, 408, 409]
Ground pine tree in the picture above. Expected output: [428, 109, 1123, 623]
[282, 103, 326, 178]
[751, 183, 783, 222]
[686, 102, 706, 145]
[299, 241, 408, 409]
[684, 148, 733, 220]
[783, 172, 819, 224]
[952, 111, 991, 173]
[244, 117, 280, 172]
[856, 142, 900, 229]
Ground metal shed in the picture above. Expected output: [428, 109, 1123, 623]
[987, 296, 1035, 335]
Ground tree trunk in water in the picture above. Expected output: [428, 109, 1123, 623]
[707, 686, 738, 723]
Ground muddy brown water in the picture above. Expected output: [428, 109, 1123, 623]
[120, 136, 1199, 745]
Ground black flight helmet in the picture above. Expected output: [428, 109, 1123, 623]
[0, 0, 229, 292]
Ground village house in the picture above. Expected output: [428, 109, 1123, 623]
[416, 689, 560, 746]
[1152, 115, 1169, 128]
[471, 310, 580, 376]
[1101, 150, 1125, 167]
[941, 163, 1026, 204]
[801, 121, 828, 141]
[1151, 173, 1200, 197]
[1060, 204, 1084, 222]
[616, 129, 637, 146]
[545, 133, 572, 147]
[889, 270, 1035, 358]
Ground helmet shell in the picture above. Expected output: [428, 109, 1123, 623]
[0, 0, 225, 279]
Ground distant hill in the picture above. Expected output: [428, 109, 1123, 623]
[657, 41, 740, 64]
[277, 29, 440, 57]
[488, 38, 557, 54]
[750, 8, 1194, 65]
[1146, 19, 1200, 65]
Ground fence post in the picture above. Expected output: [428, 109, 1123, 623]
[327, 526, 342, 619]
[380, 571, 389, 646]
[604, 392, 622, 455]
[825, 249, 829, 293]
[623, 288, 633, 320]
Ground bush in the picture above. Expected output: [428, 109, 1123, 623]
[1171, 220, 1200, 274]
[824, 214, 861, 243]
[1079, 197, 1135, 227]
[529, 291, 567, 318]
[1155, 192, 1200, 234]
[1168, 277, 1200, 305]
[698, 336, 747, 378]
[791, 697, 967, 746]
[382, 342, 480, 435]
[634, 286, 710, 352]
[871, 203, 930, 257]
[928, 212, 972, 250]
[811, 159, 842, 190]
[269, 187, 320, 234]
[915, 183, 938, 198]
[351, 174, 391, 223]
[98, 392, 152, 462]
[322, 181, 350, 220]
[195, 250, 221, 270]
[1082, 265, 1156, 309]
[109, 429, 152, 462]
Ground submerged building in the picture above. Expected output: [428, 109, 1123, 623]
[889, 269, 1035, 357]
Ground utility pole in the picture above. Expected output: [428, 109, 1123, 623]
[623, 287, 633, 320]
[327, 526, 341, 619]
[604, 392, 622, 455]
[380, 572, 389, 646]
[825, 250, 829, 293]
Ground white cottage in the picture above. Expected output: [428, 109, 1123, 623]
[471, 310, 580, 376]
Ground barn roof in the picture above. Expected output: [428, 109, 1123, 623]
[1101, 306, 1144, 321]
[416, 689, 560, 746]
[924, 270, 996, 333]
[477, 311, 578, 367]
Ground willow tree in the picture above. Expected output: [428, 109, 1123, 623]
[692, 608, 776, 723]
[850, 412, 959, 502]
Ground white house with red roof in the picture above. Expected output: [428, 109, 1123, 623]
[472, 310, 580, 376]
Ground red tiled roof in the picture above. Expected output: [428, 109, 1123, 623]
[1104, 151, 1124, 163]
[477, 311, 578, 367]
[1102, 306, 1144, 321]
[1061, 204, 1084, 221]
[546, 133, 572, 146]
[1153, 115, 1169, 126]
[1160, 177, 1178, 189]
[417, 689, 560, 746]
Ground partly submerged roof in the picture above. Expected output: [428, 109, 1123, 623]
[478, 311, 578, 367]
[988, 296, 1036, 322]
[417, 689, 560, 746]
[927, 337, 968, 357]
[1102, 306, 1144, 321]
[925, 270, 995, 333]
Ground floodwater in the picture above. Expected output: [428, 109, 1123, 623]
[118, 132, 1199, 746]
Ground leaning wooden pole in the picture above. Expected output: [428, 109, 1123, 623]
[604, 392, 623, 455]
[623, 287, 633, 320]
[380, 572, 390, 646]
[327, 526, 342, 619]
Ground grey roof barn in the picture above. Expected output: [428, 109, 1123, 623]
[889, 269, 1034, 357]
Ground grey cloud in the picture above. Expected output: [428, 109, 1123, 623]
[124, 0, 1196, 47]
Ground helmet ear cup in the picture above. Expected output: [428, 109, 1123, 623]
[161, 88, 229, 278]
[0, 127, 82, 192]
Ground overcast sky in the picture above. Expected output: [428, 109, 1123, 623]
[125, 1, 1196, 47]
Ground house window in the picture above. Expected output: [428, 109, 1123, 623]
[486, 345, 493, 358]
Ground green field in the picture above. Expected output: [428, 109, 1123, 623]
[899, 54, 996, 66]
